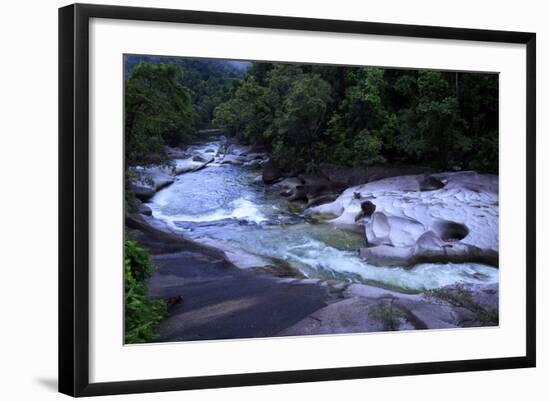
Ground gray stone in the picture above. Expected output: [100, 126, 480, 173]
[262, 160, 282, 184]
[279, 297, 387, 336]
[306, 193, 340, 208]
[419, 174, 446, 191]
[138, 203, 153, 216]
[131, 183, 156, 201]
[221, 154, 247, 165]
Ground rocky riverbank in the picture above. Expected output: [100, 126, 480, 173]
[129, 136, 269, 202]
[126, 136, 499, 341]
[261, 156, 499, 269]
[128, 213, 498, 341]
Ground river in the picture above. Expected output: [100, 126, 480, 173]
[148, 139, 498, 293]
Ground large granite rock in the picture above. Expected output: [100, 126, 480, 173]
[221, 154, 248, 165]
[130, 153, 214, 201]
[279, 281, 496, 336]
[130, 166, 175, 201]
[309, 171, 499, 267]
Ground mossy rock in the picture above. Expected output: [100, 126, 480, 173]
[287, 202, 305, 214]
[307, 212, 338, 224]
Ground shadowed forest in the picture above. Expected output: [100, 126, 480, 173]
[125, 56, 497, 172]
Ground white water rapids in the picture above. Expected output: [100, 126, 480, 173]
[147, 140, 498, 293]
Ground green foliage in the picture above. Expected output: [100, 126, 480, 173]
[287, 202, 304, 214]
[369, 299, 407, 331]
[214, 62, 499, 173]
[409, 71, 468, 167]
[457, 73, 499, 171]
[328, 67, 395, 166]
[424, 284, 498, 326]
[353, 129, 385, 164]
[247, 62, 274, 86]
[125, 62, 193, 166]
[215, 65, 333, 172]
[474, 307, 499, 326]
[274, 73, 332, 171]
[212, 76, 270, 142]
[124, 240, 166, 344]
[125, 55, 247, 131]
[123, 57, 498, 173]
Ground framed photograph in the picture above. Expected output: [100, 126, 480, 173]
[59, 3, 536, 397]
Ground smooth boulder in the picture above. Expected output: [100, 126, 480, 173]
[310, 171, 499, 267]
[262, 160, 282, 183]
[130, 166, 175, 201]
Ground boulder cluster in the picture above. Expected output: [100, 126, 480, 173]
[307, 171, 499, 267]
[130, 137, 269, 202]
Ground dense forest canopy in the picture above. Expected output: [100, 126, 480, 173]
[124, 57, 498, 173]
[125, 55, 248, 132]
[214, 63, 498, 173]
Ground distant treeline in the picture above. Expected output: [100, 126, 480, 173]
[214, 63, 498, 173]
[125, 55, 247, 130]
[124, 57, 246, 166]
[124, 57, 498, 173]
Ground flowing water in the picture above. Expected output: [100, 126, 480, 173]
[148, 140, 498, 293]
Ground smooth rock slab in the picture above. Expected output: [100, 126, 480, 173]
[280, 281, 487, 336]
[278, 297, 388, 335]
[130, 166, 175, 200]
[220, 154, 248, 165]
[310, 171, 499, 267]
[359, 231, 499, 267]
[148, 251, 331, 342]
[173, 157, 212, 174]
[130, 156, 214, 200]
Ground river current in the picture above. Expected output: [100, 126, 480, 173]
[148, 140, 498, 293]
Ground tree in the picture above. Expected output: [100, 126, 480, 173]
[214, 66, 333, 171]
[125, 62, 193, 166]
[212, 76, 270, 143]
[125, 55, 247, 131]
[396, 71, 468, 168]
[327, 67, 395, 166]
[124, 240, 166, 343]
[247, 62, 274, 86]
[272, 73, 332, 171]
[458, 73, 498, 171]
[210, 61, 498, 173]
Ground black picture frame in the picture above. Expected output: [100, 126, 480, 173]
[58, 3, 536, 397]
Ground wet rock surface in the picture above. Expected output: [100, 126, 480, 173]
[130, 141, 268, 201]
[280, 281, 497, 336]
[149, 251, 331, 342]
[138, 220, 498, 341]
[309, 171, 499, 267]
[126, 138, 499, 341]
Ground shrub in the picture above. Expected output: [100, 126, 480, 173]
[125, 62, 193, 166]
[124, 240, 167, 344]
[369, 299, 406, 331]
[424, 284, 498, 326]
